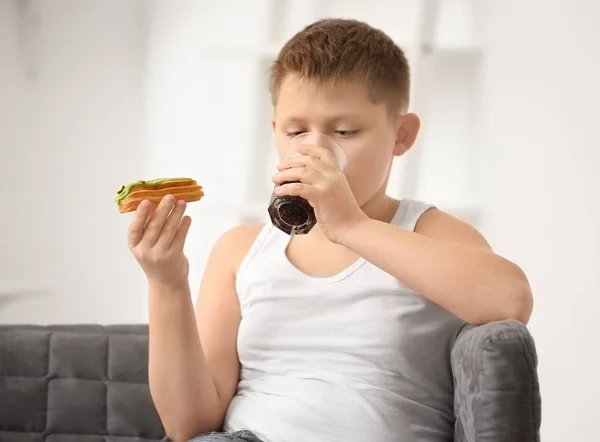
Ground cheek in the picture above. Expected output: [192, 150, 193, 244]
[343, 144, 393, 199]
[274, 132, 288, 162]
[346, 146, 391, 182]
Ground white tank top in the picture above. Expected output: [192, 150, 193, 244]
[223, 200, 466, 442]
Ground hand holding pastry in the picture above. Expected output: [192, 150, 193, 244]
[118, 177, 204, 289]
[127, 195, 192, 290]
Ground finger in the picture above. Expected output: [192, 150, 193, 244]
[142, 194, 177, 246]
[277, 154, 306, 171]
[296, 144, 338, 168]
[278, 150, 311, 169]
[272, 166, 321, 185]
[171, 215, 192, 251]
[155, 199, 187, 249]
[147, 203, 157, 218]
[127, 200, 152, 249]
[274, 182, 313, 201]
[277, 154, 331, 174]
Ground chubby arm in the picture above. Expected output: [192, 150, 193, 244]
[149, 224, 261, 442]
[148, 282, 222, 442]
[193, 223, 263, 421]
[271, 145, 532, 325]
[336, 208, 533, 325]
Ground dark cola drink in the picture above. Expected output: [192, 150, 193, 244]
[268, 190, 316, 235]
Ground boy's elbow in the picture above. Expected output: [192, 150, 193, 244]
[506, 281, 534, 324]
[166, 428, 195, 442]
[164, 419, 219, 442]
[469, 276, 533, 326]
[488, 263, 534, 325]
[493, 269, 533, 325]
[159, 405, 224, 442]
[163, 421, 198, 442]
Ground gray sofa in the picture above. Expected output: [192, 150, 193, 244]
[0, 320, 541, 442]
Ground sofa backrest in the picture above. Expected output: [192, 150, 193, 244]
[0, 320, 542, 442]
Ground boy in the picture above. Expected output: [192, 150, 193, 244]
[127, 18, 533, 442]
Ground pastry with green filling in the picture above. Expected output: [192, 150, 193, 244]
[115, 177, 204, 213]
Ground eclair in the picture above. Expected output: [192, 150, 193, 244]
[115, 177, 204, 213]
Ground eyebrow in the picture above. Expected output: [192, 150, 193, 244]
[281, 117, 305, 126]
[282, 114, 364, 125]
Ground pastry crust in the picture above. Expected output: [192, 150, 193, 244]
[115, 178, 204, 213]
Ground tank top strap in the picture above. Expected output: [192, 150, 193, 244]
[391, 199, 436, 232]
[235, 222, 290, 295]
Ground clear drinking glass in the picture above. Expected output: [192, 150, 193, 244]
[268, 132, 347, 235]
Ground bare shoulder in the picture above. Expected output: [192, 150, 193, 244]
[415, 208, 492, 250]
[211, 223, 265, 275]
[197, 222, 265, 293]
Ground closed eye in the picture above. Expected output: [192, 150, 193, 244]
[335, 130, 359, 137]
[285, 130, 359, 137]
[285, 131, 306, 137]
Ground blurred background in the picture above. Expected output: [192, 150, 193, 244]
[1, 0, 598, 439]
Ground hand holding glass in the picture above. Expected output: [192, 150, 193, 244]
[268, 132, 347, 235]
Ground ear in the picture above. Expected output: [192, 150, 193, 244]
[393, 113, 420, 156]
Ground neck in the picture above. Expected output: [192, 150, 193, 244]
[359, 190, 399, 223]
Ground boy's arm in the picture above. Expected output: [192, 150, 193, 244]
[147, 226, 244, 442]
[273, 144, 533, 326]
[336, 208, 533, 325]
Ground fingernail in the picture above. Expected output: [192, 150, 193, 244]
[166, 194, 175, 203]
[177, 199, 186, 207]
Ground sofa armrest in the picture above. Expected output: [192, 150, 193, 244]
[451, 319, 541, 442]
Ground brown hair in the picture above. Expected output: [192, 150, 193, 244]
[269, 18, 411, 114]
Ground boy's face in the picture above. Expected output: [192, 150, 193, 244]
[272, 74, 418, 207]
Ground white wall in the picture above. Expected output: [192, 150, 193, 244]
[477, 1, 600, 440]
[142, 0, 275, 309]
[0, 0, 147, 323]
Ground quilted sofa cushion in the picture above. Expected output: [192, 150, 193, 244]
[0, 325, 167, 442]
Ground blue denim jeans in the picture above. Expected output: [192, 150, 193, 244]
[188, 429, 263, 442]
